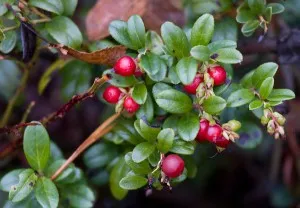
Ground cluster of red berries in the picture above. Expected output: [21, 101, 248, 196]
[102, 56, 141, 113]
[183, 65, 227, 94]
[196, 119, 230, 148]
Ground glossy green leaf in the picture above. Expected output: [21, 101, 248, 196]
[23, 123, 50, 172]
[163, 115, 180, 132]
[157, 128, 175, 153]
[213, 17, 238, 41]
[119, 175, 147, 190]
[203, 96, 227, 114]
[140, 52, 167, 81]
[0, 169, 24, 192]
[208, 40, 237, 52]
[113, 119, 144, 145]
[214, 48, 243, 64]
[134, 119, 161, 142]
[248, 0, 266, 14]
[132, 142, 155, 163]
[124, 152, 151, 174]
[176, 57, 198, 85]
[127, 15, 146, 49]
[170, 140, 195, 155]
[168, 66, 181, 84]
[259, 77, 274, 99]
[191, 13, 214, 46]
[45, 160, 75, 183]
[136, 94, 154, 122]
[0, 60, 20, 101]
[252, 62, 278, 88]
[227, 89, 255, 107]
[241, 70, 254, 88]
[109, 158, 129, 200]
[62, 184, 95, 208]
[267, 3, 284, 14]
[148, 150, 160, 167]
[267, 89, 295, 102]
[178, 113, 199, 141]
[9, 169, 38, 203]
[103, 70, 137, 88]
[265, 7, 272, 22]
[145, 31, 164, 55]
[236, 9, 256, 23]
[35, 177, 59, 208]
[152, 83, 173, 99]
[109, 20, 133, 49]
[161, 22, 189, 58]
[249, 99, 263, 110]
[0, 31, 17, 54]
[154, 89, 193, 114]
[241, 20, 260, 34]
[29, 0, 63, 14]
[190, 45, 210, 61]
[61, 0, 77, 16]
[132, 83, 147, 104]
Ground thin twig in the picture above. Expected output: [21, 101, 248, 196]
[21, 101, 35, 123]
[51, 112, 121, 180]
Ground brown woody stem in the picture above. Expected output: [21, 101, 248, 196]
[51, 112, 120, 180]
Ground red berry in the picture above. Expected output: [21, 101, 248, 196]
[162, 154, 185, 178]
[196, 119, 209, 142]
[114, 56, 136, 76]
[134, 68, 143, 77]
[212, 136, 231, 148]
[103, 86, 122, 104]
[183, 74, 203, 94]
[206, 124, 223, 143]
[123, 96, 140, 113]
[207, 65, 226, 86]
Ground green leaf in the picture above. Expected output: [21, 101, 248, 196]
[265, 7, 272, 22]
[213, 17, 238, 41]
[124, 152, 151, 175]
[252, 62, 278, 88]
[163, 115, 180, 132]
[148, 150, 160, 167]
[62, 184, 95, 208]
[134, 119, 161, 142]
[0, 31, 17, 54]
[136, 94, 154, 122]
[259, 77, 274, 99]
[168, 66, 181, 84]
[154, 89, 193, 114]
[145, 31, 164, 55]
[127, 15, 146, 49]
[152, 83, 172, 99]
[109, 157, 129, 200]
[241, 70, 254, 88]
[214, 48, 243, 64]
[267, 3, 284, 14]
[119, 175, 147, 190]
[45, 160, 75, 183]
[241, 20, 260, 34]
[61, 0, 77, 16]
[157, 128, 175, 153]
[236, 9, 256, 23]
[132, 83, 147, 104]
[113, 119, 144, 145]
[49, 141, 64, 162]
[178, 113, 199, 141]
[23, 123, 50, 172]
[0, 169, 24, 192]
[235, 122, 263, 149]
[249, 99, 263, 110]
[9, 169, 38, 203]
[227, 89, 255, 107]
[202, 96, 226, 114]
[170, 140, 195, 155]
[208, 40, 237, 52]
[175, 57, 198, 85]
[35, 177, 59, 208]
[46, 16, 82, 48]
[103, 70, 137, 88]
[248, 0, 266, 14]
[191, 13, 214, 46]
[267, 89, 295, 102]
[140, 53, 167, 81]
[29, 0, 63, 14]
[60, 60, 91, 100]
[161, 22, 190, 58]
[132, 142, 155, 163]
[109, 20, 133, 49]
[190, 45, 210, 61]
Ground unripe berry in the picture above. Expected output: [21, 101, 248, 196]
[206, 124, 223, 142]
[183, 74, 204, 94]
[196, 119, 209, 142]
[103, 86, 122, 104]
[213, 136, 231, 148]
[162, 154, 185, 178]
[123, 96, 140, 113]
[114, 56, 136, 76]
[207, 65, 226, 86]
[227, 120, 241, 132]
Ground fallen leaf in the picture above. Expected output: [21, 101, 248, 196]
[85, 0, 184, 41]
[50, 44, 127, 66]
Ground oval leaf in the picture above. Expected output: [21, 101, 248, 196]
[267, 89, 295, 102]
[252, 62, 278, 88]
[127, 15, 146, 49]
[35, 177, 59, 208]
[157, 128, 175, 153]
[178, 113, 199, 141]
[214, 48, 243, 64]
[227, 89, 255, 107]
[170, 140, 195, 155]
[119, 175, 147, 190]
[249, 99, 263, 110]
[124, 152, 151, 175]
[259, 77, 274, 99]
[132, 83, 147, 104]
[175, 57, 198, 85]
[191, 13, 214, 46]
[0, 169, 24, 192]
[202, 96, 227, 115]
[132, 142, 155, 163]
[190, 45, 210, 62]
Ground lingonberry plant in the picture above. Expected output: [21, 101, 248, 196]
[0, 0, 296, 207]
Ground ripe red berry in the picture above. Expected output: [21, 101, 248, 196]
[162, 154, 185, 178]
[212, 136, 231, 148]
[206, 124, 223, 143]
[123, 96, 140, 113]
[114, 56, 136, 76]
[207, 65, 227, 86]
[196, 119, 209, 142]
[183, 74, 203, 94]
[103, 86, 122, 104]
